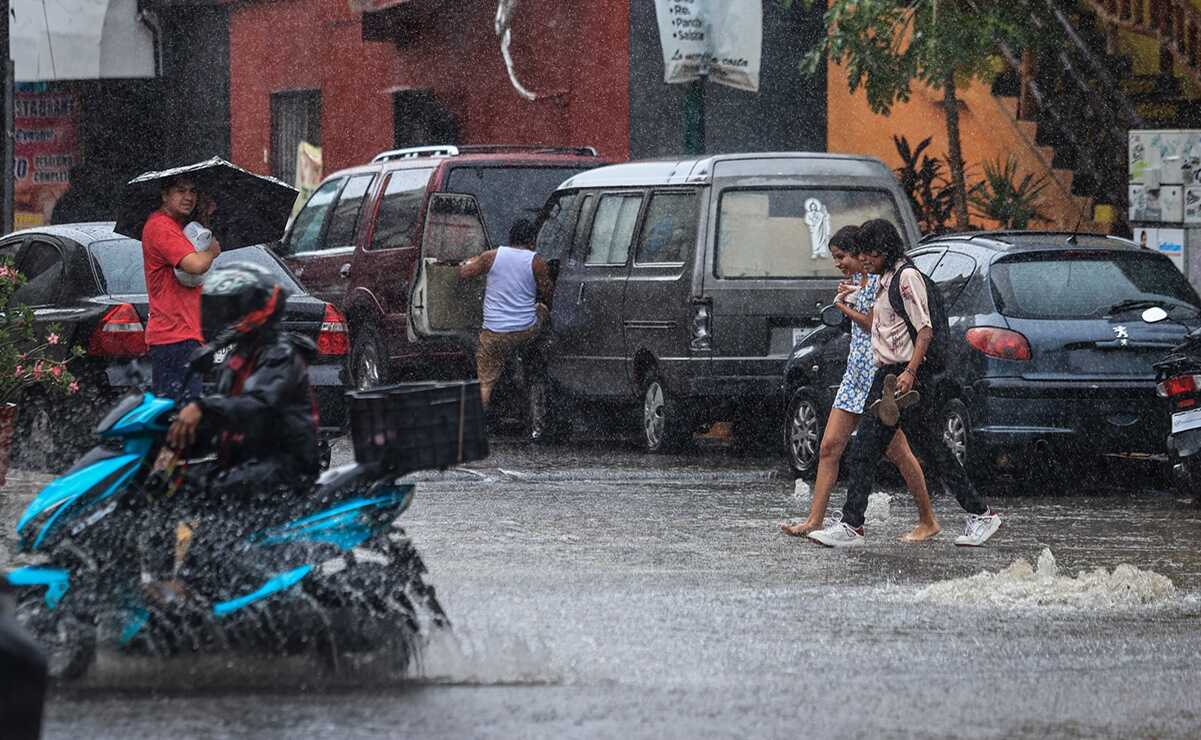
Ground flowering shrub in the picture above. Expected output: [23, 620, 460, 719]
[0, 259, 83, 405]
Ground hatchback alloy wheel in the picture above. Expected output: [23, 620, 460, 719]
[787, 390, 822, 477]
[643, 380, 666, 450]
[943, 403, 969, 466]
[356, 349, 381, 391]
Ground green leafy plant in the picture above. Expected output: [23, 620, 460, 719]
[0, 259, 84, 405]
[893, 135, 956, 234]
[968, 155, 1050, 230]
[794, 0, 1034, 230]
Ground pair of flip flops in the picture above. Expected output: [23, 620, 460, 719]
[867, 373, 921, 426]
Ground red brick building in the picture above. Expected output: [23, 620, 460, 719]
[228, 1, 825, 182]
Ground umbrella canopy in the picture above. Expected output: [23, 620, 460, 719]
[114, 157, 299, 250]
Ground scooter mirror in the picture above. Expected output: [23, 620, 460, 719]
[1141, 306, 1169, 324]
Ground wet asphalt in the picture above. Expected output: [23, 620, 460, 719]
[4, 433, 1201, 739]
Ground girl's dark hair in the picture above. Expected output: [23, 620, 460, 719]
[850, 218, 905, 265]
[827, 224, 860, 252]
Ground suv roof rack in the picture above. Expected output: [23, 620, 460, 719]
[371, 144, 598, 163]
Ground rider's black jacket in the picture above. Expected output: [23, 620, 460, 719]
[197, 330, 320, 476]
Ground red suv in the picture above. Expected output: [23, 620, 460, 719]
[275, 145, 606, 388]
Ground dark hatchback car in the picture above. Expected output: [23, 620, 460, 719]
[1, 223, 351, 467]
[783, 232, 1201, 482]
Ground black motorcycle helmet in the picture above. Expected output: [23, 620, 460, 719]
[200, 262, 288, 343]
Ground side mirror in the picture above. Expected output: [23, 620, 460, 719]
[1141, 306, 1169, 324]
[820, 303, 847, 330]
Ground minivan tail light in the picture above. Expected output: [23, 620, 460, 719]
[965, 327, 1031, 361]
[88, 303, 147, 357]
[1157, 374, 1201, 398]
[317, 305, 350, 356]
[689, 300, 712, 351]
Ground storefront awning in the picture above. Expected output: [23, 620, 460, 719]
[11, 0, 158, 82]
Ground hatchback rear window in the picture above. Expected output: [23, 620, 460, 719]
[990, 251, 1201, 319]
[89, 240, 302, 295]
[446, 166, 587, 246]
[715, 188, 905, 278]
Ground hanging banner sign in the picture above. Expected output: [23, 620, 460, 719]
[654, 0, 762, 92]
[13, 89, 79, 228]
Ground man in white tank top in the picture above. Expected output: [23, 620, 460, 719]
[457, 218, 553, 437]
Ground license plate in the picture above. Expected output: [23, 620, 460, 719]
[214, 346, 231, 365]
[1172, 407, 1201, 434]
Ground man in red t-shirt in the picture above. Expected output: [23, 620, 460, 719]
[141, 176, 221, 401]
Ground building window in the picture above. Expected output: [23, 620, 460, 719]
[271, 90, 321, 184]
[392, 90, 457, 149]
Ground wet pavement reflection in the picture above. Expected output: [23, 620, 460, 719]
[5, 435, 1201, 739]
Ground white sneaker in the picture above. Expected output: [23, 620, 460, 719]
[955, 511, 1002, 547]
[808, 520, 865, 548]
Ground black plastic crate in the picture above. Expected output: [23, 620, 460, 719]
[348, 380, 489, 472]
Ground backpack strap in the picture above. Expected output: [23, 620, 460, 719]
[888, 260, 920, 344]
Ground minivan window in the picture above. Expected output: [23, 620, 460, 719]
[324, 174, 375, 249]
[285, 177, 344, 255]
[635, 192, 697, 264]
[585, 194, 642, 265]
[370, 168, 433, 251]
[446, 166, 587, 247]
[535, 192, 578, 262]
[716, 188, 904, 279]
[990, 251, 1201, 319]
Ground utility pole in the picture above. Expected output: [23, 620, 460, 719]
[1, 0, 11, 235]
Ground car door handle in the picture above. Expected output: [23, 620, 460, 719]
[577, 283, 586, 304]
[340, 263, 352, 278]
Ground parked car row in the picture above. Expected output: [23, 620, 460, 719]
[7, 144, 1196, 481]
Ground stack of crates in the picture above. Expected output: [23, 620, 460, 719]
[348, 380, 489, 472]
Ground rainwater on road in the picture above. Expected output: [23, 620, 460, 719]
[5, 436, 1201, 739]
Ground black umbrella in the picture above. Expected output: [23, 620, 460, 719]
[114, 157, 299, 250]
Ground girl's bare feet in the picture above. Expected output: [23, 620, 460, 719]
[780, 520, 821, 537]
[901, 522, 941, 542]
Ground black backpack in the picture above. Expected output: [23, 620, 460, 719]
[887, 259, 949, 373]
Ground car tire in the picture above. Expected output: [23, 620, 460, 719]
[351, 325, 389, 391]
[642, 372, 690, 453]
[785, 388, 823, 480]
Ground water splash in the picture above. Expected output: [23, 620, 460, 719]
[791, 479, 811, 509]
[865, 493, 892, 524]
[413, 625, 558, 685]
[913, 548, 1178, 609]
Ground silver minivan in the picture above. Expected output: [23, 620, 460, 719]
[534, 152, 922, 452]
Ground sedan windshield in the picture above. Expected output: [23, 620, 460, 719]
[88, 239, 303, 295]
[990, 251, 1201, 319]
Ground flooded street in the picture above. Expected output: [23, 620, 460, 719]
[6, 437, 1201, 739]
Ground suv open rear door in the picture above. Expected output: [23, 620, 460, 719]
[408, 192, 491, 339]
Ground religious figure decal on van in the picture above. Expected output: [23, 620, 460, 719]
[804, 198, 831, 259]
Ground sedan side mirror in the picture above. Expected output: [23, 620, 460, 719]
[820, 304, 848, 330]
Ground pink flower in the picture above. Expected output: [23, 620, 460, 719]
[32, 362, 43, 380]
[51, 365, 63, 378]
[47, 332, 60, 345]
[67, 381, 80, 394]
[12, 365, 23, 377]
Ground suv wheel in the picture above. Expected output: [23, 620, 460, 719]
[642, 373, 689, 453]
[352, 325, 389, 391]
[786, 388, 823, 479]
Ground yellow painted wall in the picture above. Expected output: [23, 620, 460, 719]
[826, 60, 1090, 231]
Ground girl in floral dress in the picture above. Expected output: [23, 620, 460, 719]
[781, 226, 940, 540]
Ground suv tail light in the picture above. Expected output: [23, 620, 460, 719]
[1157, 374, 1201, 398]
[317, 305, 350, 356]
[965, 327, 1031, 361]
[689, 299, 712, 351]
[88, 303, 147, 357]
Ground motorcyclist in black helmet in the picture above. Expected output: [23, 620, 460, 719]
[166, 262, 320, 492]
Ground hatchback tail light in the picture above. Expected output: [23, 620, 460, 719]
[689, 299, 712, 351]
[317, 305, 350, 356]
[1157, 374, 1201, 398]
[88, 303, 147, 357]
[965, 327, 1031, 361]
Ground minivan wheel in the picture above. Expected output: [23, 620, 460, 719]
[642, 374, 689, 453]
[352, 325, 389, 391]
[786, 388, 823, 479]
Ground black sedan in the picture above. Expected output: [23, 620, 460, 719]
[2, 222, 350, 469]
[783, 231, 1201, 484]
